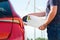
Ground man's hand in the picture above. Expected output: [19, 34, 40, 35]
[39, 24, 47, 30]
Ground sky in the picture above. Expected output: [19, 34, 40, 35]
[10, 0, 48, 39]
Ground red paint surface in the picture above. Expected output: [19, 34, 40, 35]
[0, 0, 25, 40]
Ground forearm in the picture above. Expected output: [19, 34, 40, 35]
[28, 12, 46, 17]
[44, 6, 57, 26]
[44, 11, 57, 26]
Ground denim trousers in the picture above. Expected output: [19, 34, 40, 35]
[47, 25, 60, 40]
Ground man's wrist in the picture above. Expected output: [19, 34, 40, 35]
[43, 23, 48, 27]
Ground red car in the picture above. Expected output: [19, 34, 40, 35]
[0, 0, 24, 40]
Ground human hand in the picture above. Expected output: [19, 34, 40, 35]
[39, 24, 47, 30]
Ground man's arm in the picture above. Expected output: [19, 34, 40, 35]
[28, 12, 46, 17]
[39, 6, 57, 30]
[43, 6, 57, 26]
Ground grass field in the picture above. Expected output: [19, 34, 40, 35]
[27, 37, 48, 40]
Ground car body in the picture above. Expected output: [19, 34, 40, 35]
[0, 0, 24, 40]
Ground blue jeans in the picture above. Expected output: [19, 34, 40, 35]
[47, 25, 60, 40]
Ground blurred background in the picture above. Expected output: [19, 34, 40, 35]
[10, 0, 48, 40]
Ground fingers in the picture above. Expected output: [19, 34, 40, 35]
[38, 26, 45, 30]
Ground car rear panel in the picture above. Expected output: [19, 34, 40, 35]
[0, 0, 24, 40]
